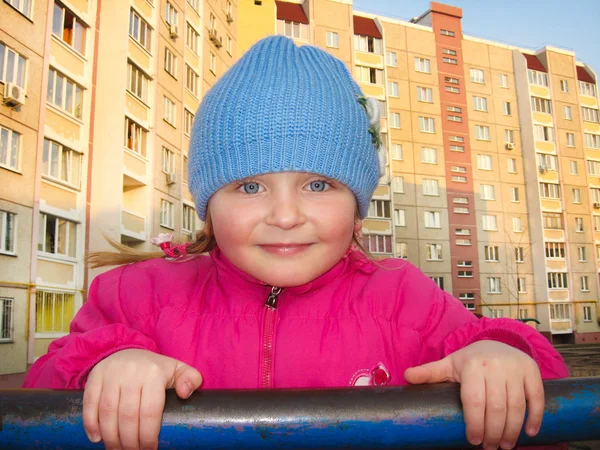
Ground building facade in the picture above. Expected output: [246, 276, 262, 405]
[0, 0, 598, 376]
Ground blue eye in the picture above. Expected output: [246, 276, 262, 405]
[309, 180, 328, 192]
[242, 182, 261, 194]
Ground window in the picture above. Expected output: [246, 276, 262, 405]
[475, 125, 490, 141]
[354, 35, 382, 54]
[396, 242, 408, 259]
[513, 216, 523, 232]
[165, 1, 178, 26]
[578, 246, 587, 262]
[0, 211, 16, 254]
[452, 175, 467, 183]
[160, 199, 174, 229]
[0, 126, 21, 171]
[368, 200, 391, 219]
[0, 297, 13, 341]
[440, 29, 455, 37]
[165, 48, 177, 78]
[38, 213, 77, 258]
[129, 9, 152, 51]
[42, 139, 82, 188]
[455, 228, 471, 236]
[534, 125, 554, 142]
[548, 272, 568, 289]
[419, 117, 435, 133]
[594, 188, 600, 204]
[538, 153, 558, 171]
[417, 87, 433, 103]
[539, 182, 561, 199]
[124, 117, 147, 157]
[545, 242, 565, 259]
[388, 81, 399, 97]
[183, 155, 188, 184]
[505, 186, 519, 203]
[35, 291, 75, 335]
[582, 107, 599, 123]
[490, 309, 504, 318]
[185, 65, 199, 96]
[182, 204, 196, 234]
[421, 147, 437, 164]
[385, 51, 397, 66]
[0, 43, 27, 89]
[424, 211, 441, 229]
[447, 106, 462, 113]
[528, 69, 548, 87]
[502, 101, 512, 116]
[454, 207, 469, 214]
[188, 0, 200, 12]
[505, 129, 515, 144]
[584, 306, 592, 321]
[487, 277, 501, 294]
[391, 144, 403, 160]
[162, 147, 175, 174]
[281, 20, 307, 40]
[127, 62, 149, 102]
[459, 293, 475, 300]
[422, 179, 439, 196]
[484, 245, 499, 262]
[564, 106, 572, 120]
[457, 260, 472, 267]
[445, 86, 460, 94]
[480, 184, 495, 201]
[326, 31, 339, 48]
[530, 97, 552, 114]
[445, 77, 459, 85]
[390, 113, 401, 128]
[566, 133, 575, 148]
[442, 57, 457, 65]
[427, 244, 442, 261]
[456, 239, 472, 246]
[473, 96, 488, 112]
[585, 133, 600, 149]
[572, 188, 581, 204]
[226, 35, 232, 55]
[588, 160, 600, 176]
[442, 49, 457, 56]
[47, 68, 84, 119]
[355, 66, 384, 85]
[392, 176, 404, 193]
[499, 74, 508, 88]
[550, 303, 570, 320]
[515, 247, 524, 263]
[477, 154, 492, 170]
[507, 158, 517, 173]
[470, 68, 484, 84]
[595, 216, 600, 232]
[569, 160, 578, 175]
[6, 0, 32, 18]
[184, 109, 194, 137]
[52, 2, 86, 54]
[163, 96, 177, 126]
[451, 167, 466, 174]
[543, 213, 563, 229]
[414, 57, 431, 73]
[560, 79, 569, 92]
[363, 234, 392, 254]
[186, 22, 200, 54]
[576, 217, 584, 232]
[579, 81, 596, 97]
[209, 52, 216, 74]
[482, 215, 497, 231]
[431, 277, 444, 290]
[448, 115, 462, 123]
[394, 209, 406, 226]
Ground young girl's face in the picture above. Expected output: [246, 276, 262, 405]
[209, 172, 362, 287]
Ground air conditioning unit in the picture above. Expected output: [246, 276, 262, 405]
[594, 202, 600, 209]
[166, 172, 177, 185]
[169, 23, 179, 39]
[538, 165, 547, 174]
[209, 29, 223, 48]
[226, 13, 233, 24]
[3, 83, 25, 108]
[505, 142, 515, 150]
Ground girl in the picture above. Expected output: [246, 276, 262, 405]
[24, 36, 568, 450]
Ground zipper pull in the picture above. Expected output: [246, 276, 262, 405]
[265, 286, 282, 309]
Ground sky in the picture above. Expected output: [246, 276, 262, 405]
[352, 0, 600, 74]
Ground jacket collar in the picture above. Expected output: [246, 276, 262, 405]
[209, 245, 376, 295]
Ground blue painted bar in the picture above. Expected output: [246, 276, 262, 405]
[1, 377, 599, 449]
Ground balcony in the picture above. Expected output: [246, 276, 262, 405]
[121, 209, 146, 242]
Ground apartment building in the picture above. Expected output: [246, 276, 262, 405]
[237, 0, 600, 344]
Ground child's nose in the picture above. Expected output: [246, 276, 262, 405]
[265, 192, 307, 230]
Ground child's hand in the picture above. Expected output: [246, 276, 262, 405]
[82, 349, 203, 450]
[404, 340, 544, 450]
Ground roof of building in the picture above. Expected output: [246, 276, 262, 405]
[523, 53, 547, 72]
[353, 15, 382, 39]
[577, 66, 595, 84]
[275, 1, 308, 25]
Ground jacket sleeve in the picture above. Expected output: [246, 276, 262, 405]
[407, 269, 569, 380]
[22, 265, 159, 389]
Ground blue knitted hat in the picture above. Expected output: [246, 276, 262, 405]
[188, 35, 379, 220]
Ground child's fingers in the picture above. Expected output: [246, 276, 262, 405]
[524, 367, 545, 436]
[459, 367, 485, 446]
[139, 380, 166, 450]
[403, 358, 453, 385]
[82, 374, 102, 444]
[117, 384, 142, 450]
[482, 370, 508, 450]
[171, 364, 203, 398]
[500, 380, 526, 449]
[98, 382, 122, 450]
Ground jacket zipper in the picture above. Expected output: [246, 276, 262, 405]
[261, 286, 282, 388]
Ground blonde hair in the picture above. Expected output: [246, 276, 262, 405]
[87, 208, 376, 269]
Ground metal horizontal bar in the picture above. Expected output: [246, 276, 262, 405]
[1, 377, 599, 449]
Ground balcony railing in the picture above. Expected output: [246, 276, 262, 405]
[1, 377, 599, 449]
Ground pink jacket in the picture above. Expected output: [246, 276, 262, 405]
[25, 247, 568, 389]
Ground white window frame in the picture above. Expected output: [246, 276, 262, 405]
[560, 79, 569, 92]
[515, 247, 524, 263]
[545, 242, 565, 259]
[124, 116, 148, 157]
[477, 154, 492, 170]
[6, 0, 32, 18]
[165, 1, 179, 26]
[0, 211, 16, 255]
[182, 204, 196, 234]
[419, 117, 435, 134]
[583, 306, 592, 321]
[421, 147, 437, 164]
[579, 81, 596, 97]
[566, 133, 575, 148]
[185, 64, 200, 97]
[480, 184, 495, 201]
[422, 178, 439, 196]
[0, 297, 14, 342]
[547, 272, 568, 290]
[392, 176, 404, 193]
[0, 126, 21, 171]
[582, 107, 600, 123]
[165, 48, 178, 78]
[528, 69, 548, 87]
[473, 96, 488, 112]
[572, 188, 581, 204]
[475, 125, 490, 141]
[385, 51, 397, 66]
[38, 213, 77, 258]
[470, 68, 485, 84]
[0, 42, 28, 89]
[424, 211, 441, 229]
[513, 216, 523, 232]
[35, 290, 76, 336]
[426, 243, 443, 261]
[52, 2, 87, 55]
[534, 125, 554, 142]
[391, 144, 403, 160]
[162, 147, 175, 174]
[584, 133, 600, 149]
[487, 277, 501, 294]
[484, 245, 499, 262]
[390, 112, 401, 129]
[42, 138, 82, 188]
[388, 81, 399, 97]
[160, 199, 175, 229]
[499, 74, 508, 88]
[564, 106, 572, 120]
[414, 57, 431, 74]
[163, 96, 177, 127]
[578, 246, 587, 262]
[326, 31, 339, 49]
[127, 61, 149, 103]
[482, 214, 497, 231]
[368, 200, 391, 219]
[129, 8, 152, 52]
[186, 22, 200, 55]
[417, 86, 433, 103]
[394, 209, 406, 226]
[511, 187, 520, 202]
[502, 101, 512, 116]
[518, 278, 526, 294]
[47, 67, 84, 119]
[396, 242, 408, 259]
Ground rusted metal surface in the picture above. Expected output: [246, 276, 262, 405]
[1, 377, 599, 449]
